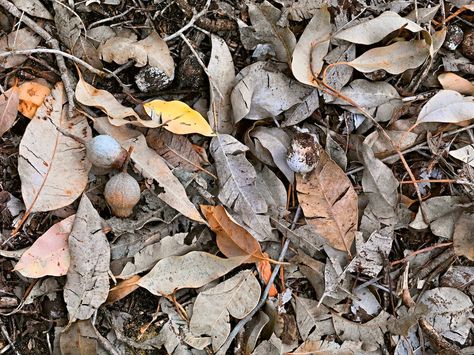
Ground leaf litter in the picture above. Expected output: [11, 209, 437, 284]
[0, 1, 474, 354]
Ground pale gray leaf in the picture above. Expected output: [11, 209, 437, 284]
[294, 296, 331, 340]
[12, 0, 52, 19]
[138, 251, 244, 295]
[282, 89, 320, 127]
[190, 270, 260, 351]
[207, 35, 235, 134]
[64, 195, 110, 321]
[53, 1, 81, 49]
[333, 79, 400, 108]
[334, 11, 423, 45]
[210, 134, 275, 241]
[231, 62, 311, 123]
[417, 90, 474, 124]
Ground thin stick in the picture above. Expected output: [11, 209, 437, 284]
[390, 242, 452, 266]
[0, 48, 106, 77]
[163, 0, 211, 42]
[216, 206, 302, 355]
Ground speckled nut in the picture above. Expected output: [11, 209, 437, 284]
[462, 31, 474, 60]
[86, 135, 127, 170]
[286, 132, 319, 175]
[104, 172, 141, 218]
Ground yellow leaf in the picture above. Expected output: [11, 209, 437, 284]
[143, 100, 215, 136]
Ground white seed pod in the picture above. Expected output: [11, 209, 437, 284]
[286, 132, 319, 174]
[86, 135, 127, 169]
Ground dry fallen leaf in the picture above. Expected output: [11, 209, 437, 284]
[60, 319, 99, 355]
[0, 28, 41, 68]
[138, 251, 245, 296]
[256, 257, 277, 297]
[106, 275, 141, 304]
[291, 6, 331, 86]
[210, 134, 275, 242]
[14, 215, 74, 278]
[296, 145, 358, 253]
[190, 270, 261, 351]
[143, 100, 215, 136]
[438, 72, 474, 95]
[294, 295, 332, 340]
[201, 205, 267, 263]
[75, 72, 141, 124]
[18, 81, 51, 119]
[18, 83, 91, 213]
[347, 40, 430, 74]
[450, 144, 474, 167]
[334, 11, 423, 45]
[64, 194, 110, 322]
[207, 34, 235, 134]
[453, 212, 474, 261]
[417, 90, 474, 124]
[11, 0, 52, 19]
[0, 85, 19, 137]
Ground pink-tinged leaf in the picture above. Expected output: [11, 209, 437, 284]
[0, 85, 20, 137]
[14, 215, 74, 278]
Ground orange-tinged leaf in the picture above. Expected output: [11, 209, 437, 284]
[18, 81, 51, 119]
[143, 100, 216, 136]
[0, 85, 19, 137]
[296, 146, 358, 254]
[106, 275, 141, 304]
[201, 205, 266, 263]
[257, 256, 278, 297]
[14, 215, 74, 278]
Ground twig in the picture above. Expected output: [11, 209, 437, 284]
[163, 0, 211, 42]
[0, 319, 20, 355]
[0, 0, 76, 116]
[390, 242, 452, 266]
[0, 48, 106, 77]
[216, 206, 302, 355]
[88, 7, 134, 29]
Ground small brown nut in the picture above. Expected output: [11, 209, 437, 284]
[104, 172, 140, 218]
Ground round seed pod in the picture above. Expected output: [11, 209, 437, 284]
[104, 172, 140, 218]
[86, 135, 127, 169]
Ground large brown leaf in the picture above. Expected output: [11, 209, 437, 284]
[201, 205, 266, 263]
[18, 83, 91, 213]
[296, 146, 357, 253]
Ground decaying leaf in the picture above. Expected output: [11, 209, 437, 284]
[60, 319, 99, 355]
[0, 85, 19, 137]
[72, 36, 103, 72]
[438, 72, 474, 95]
[0, 28, 41, 68]
[347, 40, 430, 74]
[201, 205, 267, 263]
[75, 73, 140, 124]
[231, 62, 311, 123]
[453, 212, 474, 260]
[138, 251, 245, 295]
[207, 34, 235, 134]
[18, 81, 51, 119]
[143, 100, 215, 136]
[210, 134, 275, 241]
[417, 90, 474, 124]
[146, 129, 203, 172]
[275, 0, 323, 22]
[106, 275, 141, 304]
[291, 6, 331, 86]
[418, 287, 473, 344]
[190, 270, 261, 351]
[334, 11, 423, 45]
[296, 146, 358, 253]
[93, 119, 205, 223]
[346, 227, 394, 277]
[360, 141, 399, 225]
[294, 296, 331, 340]
[332, 311, 392, 346]
[333, 79, 401, 109]
[247, 126, 294, 183]
[11, 0, 52, 19]
[245, 1, 296, 64]
[64, 195, 110, 321]
[53, 0, 81, 49]
[100, 31, 174, 78]
[450, 144, 474, 167]
[118, 233, 194, 278]
[14, 215, 74, 278]
[18, 83, 91, 213]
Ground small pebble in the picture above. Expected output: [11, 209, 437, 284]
[444, 25, 464, 51]
[135, 66, 173, 93]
